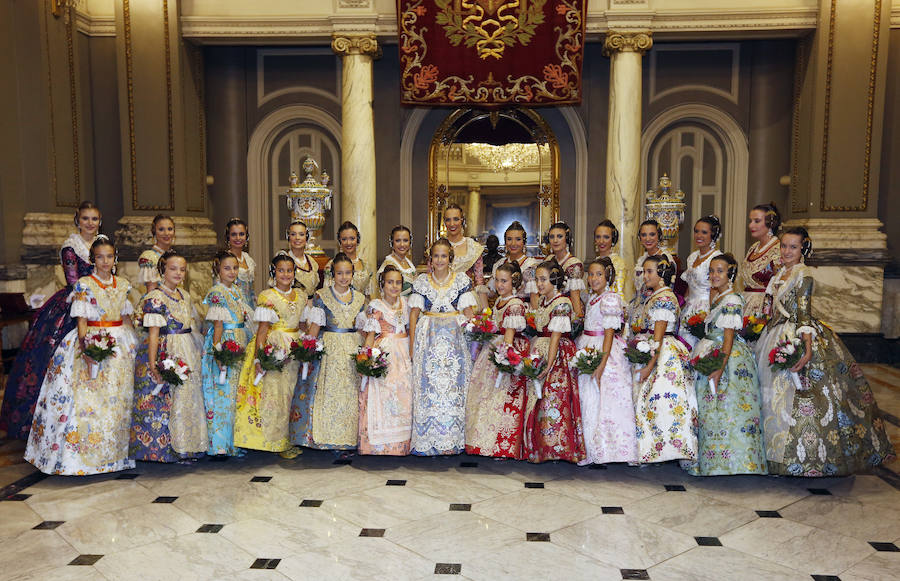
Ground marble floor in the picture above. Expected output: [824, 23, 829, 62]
[1, 365, 900, 581]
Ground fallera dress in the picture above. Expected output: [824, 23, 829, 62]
[200, 283, 252, 456]
[486, 255, 541, 301]
[130, 288, 208, 462]
[324, 257, 373, 298]
[0, 233, 94, 440]
[576, 291, 638, 465]
[357, 297, 413, 455]
[593, 253, 628, 303]
[740, 237, 781, 323]
[632, 286, 699, 464]
[25, 275, 138, 475]
[137, 245, 165, 292]
[679, 249, 723, 349]
[756, 265, 895, 476]
[523, 294, 586, 464]
[686, 291, 767, 476]
[465, 296, 530, 459]
[409, 272, 476, 455]
[235, 252, 257, 308]
[233, 287, 305, 453]
[290, 250, 321, 299]
[377, 254, 418, 297]
[290, 287, 366, 450]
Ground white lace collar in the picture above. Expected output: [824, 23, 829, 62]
[369, 297, 408, 329]
[63, 233, 94, 263]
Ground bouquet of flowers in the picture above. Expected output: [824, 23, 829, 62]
[523, 310, 538, 337]
[690, 348, 727, 394]
[212, 339, 245, 384]
[570, 347, 605, 376]
[490, 344, 522, 388]
[355, 346, 390, 392]
[740, 314, 768, 342]
[464, 308, 499, 344]
[768, 337, 802, 371]
[685, 312, 708, 340]
[151, 352, 191, 395]
[625, 337, 659, 366]
[290, 335, 325, 380]
[82, 330, 117, 379]
[519, 353, 547, 398]
[255, 343, 290, 386]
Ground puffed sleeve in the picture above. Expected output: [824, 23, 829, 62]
[362, 306, 384, 334]
[142, 294, 168, 328]
[203, 290, 234, 322]
[795, 276, 818, 339]
[648, 295, 677, 324]
[502, 302, 527, 331]
[301, 295, 327, 327]
[120, 292, 135, 317]
[408, 293, 425, 311]
[599, 293, 624, 330]
[68, 279, 101, 320]
[252, 291, 280, 324]
[457, 290, 478, 311]
[137, 250, 162, 284]
[715, 296, 744, 330]
[566, 262, 586, 292]
[548, 302, 573, 333]
[522, 264, 538, 296]
[61, 246, 81, 286]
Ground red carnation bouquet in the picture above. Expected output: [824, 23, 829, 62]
[768, 338, 802, 371]
[83, 330, 117, 379]
[290, 335, 325, 380]
[255, 343, 290, 386]
[212, 339, 245, 384]
[685, 312, 707, 340]
[490, 344, 522, 388]
[465, 308, 499, 344]
[355, 346, 390, 392]
[151, 352, 191, 396]
[519, 353, 547, 398]
[690, 348, 727, 394]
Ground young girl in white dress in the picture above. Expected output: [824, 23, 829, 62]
[26, 236, 139, 475]
[679, 216, 723, 349]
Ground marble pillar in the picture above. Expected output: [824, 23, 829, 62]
[333, 34, 379, 270]
[603, 31, 652, 280]
[467, 186, 481, 238]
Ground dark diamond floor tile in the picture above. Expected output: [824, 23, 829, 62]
[869, 542, 900, 552]
[810, 575, 841, 581]
[359, 528, 385, 537]
[386, 479, 407, 486]
[756, 510, 782, 518]
[333, 458, 352, 465]
[664, 484, 687, 492]
[69, 555, 103, 566]
[250, 476, 272, 483]
[435, 563, 462, 575]
[4, 493, 31, 501]
[524, 482, 544, 489]
[526, 532, 551, 542]
[300, 499, 323, 507]
[602, 506, 625, 515]
[152, 496, 178, 504]
[695, 536, 722, 546]
[449, 503, 471, 511]
[33, 521, 65, 530]
[250, 558, 281, 570]
[460, 461, 478, 468]
[115, 473, 140, 480]
[588, 464, 608, 470]
[197, 524, 224, 533]
[620, 569, 650, 580]
[0, 471, 47, 500]
[807, 488, 832, 495]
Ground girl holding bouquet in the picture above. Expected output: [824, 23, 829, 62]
[632, 255, 698, 464]
[291, 252, 367, 451]
[465, 262, 530, 459]
[523, 260, 585, 464]
[756, 228, 894, 476]
[130, 251, 207, 463]
[358, 266, 413, 455]
[234, 252, 305, 458]
[576, 258, 637, 465]
[408, 238, 477, 455]
[679, 216, 723, 349]
[686, 254, 766, 476]
[201, 251, 253, 456]
[26, 236, 138, 475]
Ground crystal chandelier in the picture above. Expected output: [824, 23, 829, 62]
[464, 143, 546, 173]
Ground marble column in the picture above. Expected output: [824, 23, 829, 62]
[604, 31, 652, 291]
[467, 186, 481, 237]
[333, 34, 379, 270]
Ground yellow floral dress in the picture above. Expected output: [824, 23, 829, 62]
[233, 288, 305, 452]
[290, 250, 321, 299]
[324, 257, 372, 298]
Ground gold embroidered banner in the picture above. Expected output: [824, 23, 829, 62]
[398, 0, 586, 106]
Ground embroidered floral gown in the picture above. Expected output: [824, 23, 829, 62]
[756, 265, 895, 476]
[324, 257, 373, 298]
[290, 288, 365, 450]
[409, 272, 477, 455]
[576, 291, 638, 465]
[679, 249, 723, 349]
[25, 275, 138, 475]
[137, 245, 165, 293]
[686, 292, 766, 476]
[358, 298, 413, 455]
[523, 295, 585, 464]
[558, 253, 586, 302]
[290, 250, 321, 299]
[450, 238, 485, 289]
[633, 287, 699, 463]
[235, 252, 257, 308]
[486, 255, 541, 301]
[628, 250, 676, 338]
[200, 283, 252, 456]
[740, 237, 780, 322]
[465, 297, 530, 459]
[130, 288, 208, 462]
[233, 288, 304, 452]
[1, 233, 94, 440]
[377, 254, 418, 297]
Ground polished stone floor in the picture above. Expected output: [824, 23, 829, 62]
[1, 364, 900, 581]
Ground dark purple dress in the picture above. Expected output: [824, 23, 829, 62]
[0, 235, 93, 440]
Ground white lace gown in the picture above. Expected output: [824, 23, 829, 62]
[679, 249, 722, 349]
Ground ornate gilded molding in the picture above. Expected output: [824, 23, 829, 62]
[331, 34, 380, 57]
[603, 31, 653, 56]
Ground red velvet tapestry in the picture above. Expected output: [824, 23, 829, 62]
[398, 0, 586, 106]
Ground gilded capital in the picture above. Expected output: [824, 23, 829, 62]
[331, 34, 380, 57]
[603, 31, 653, 56]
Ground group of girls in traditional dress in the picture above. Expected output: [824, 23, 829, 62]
[2, 201, 894, 479]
